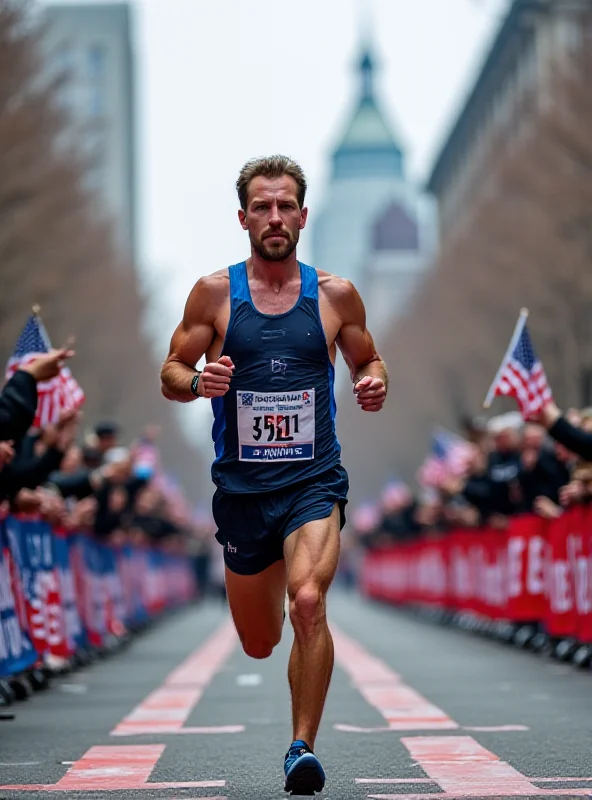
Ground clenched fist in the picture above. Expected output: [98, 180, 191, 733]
[353, 375, 387, 412]
[198, 355, 235, 399]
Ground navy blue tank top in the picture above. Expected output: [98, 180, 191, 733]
[210, 261, 341, 494]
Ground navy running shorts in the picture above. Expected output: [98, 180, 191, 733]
[212, 464, 349, 576]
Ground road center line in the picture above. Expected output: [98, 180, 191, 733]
[111, 619, 240, 736]
[331, 624, 458, 730]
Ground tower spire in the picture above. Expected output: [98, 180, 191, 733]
[357, 0, 376, 101]
[359, 49, 374, 102]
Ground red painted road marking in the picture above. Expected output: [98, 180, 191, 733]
[401, 736, 540, 796]
[358, 776, 592, 785]
[357, 778, 436, 785]
[54, 745, 163, 790]
[366, 793, 592, 799]
[331, 625, 458, 730]
[111, 620, 240, 736]
[0, 745, 226, 792]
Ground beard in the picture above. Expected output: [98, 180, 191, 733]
[251, 230, 299, 262]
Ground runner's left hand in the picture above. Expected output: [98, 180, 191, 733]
[353, 376, 386, 412]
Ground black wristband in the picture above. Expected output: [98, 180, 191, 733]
[190, 371, 202, 397]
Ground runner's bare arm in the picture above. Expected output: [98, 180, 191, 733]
[331, 278, 387, 412]
[160, 277, 232, 403]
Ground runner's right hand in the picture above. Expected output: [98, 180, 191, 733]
[199, 356, 235, 398]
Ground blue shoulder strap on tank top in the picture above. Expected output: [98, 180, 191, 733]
[228, 262, 250, 309]
[300, 262, 318, 301]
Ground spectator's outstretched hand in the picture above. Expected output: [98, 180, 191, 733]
[21, 348, 75, 382]
[534, 496, 562, 520]
[0, 440, 15, 470]
[559, 480, 585, 507]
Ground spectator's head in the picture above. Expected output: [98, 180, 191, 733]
[580, 407, 592, 434]
[60, 443, 83, 474]
[135, 484, 159, 516]
[103, 446, 132, 483]
[522, 423, 545, 452]
[487, 413, 523, 454]
[380, 481, 412, 514]
[415, 489, 443, 527]
[467, 445, 488, 475]
[141, 424, 161, 443]
[463, 415, 489, 447]
[82, 444, 103, 469]
[94, 421, 119, 454]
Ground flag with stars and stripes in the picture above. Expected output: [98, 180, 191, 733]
[417, 428, 474, 488]
[5, 314, 85, 428]
[484, 309, 552, 420]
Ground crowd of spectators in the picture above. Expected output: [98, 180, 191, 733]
[0, 349, 214, 569]
[358, 404, 592, 551]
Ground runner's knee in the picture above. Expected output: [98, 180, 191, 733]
[242, 637, 277, 660]
[288, 583, 325, 634]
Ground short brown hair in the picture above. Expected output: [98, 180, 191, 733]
[236, 155, 307, 211]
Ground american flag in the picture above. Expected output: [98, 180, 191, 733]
[484, 309, 552, 420]
[418, 428, 474, 488]
[380, 478, 410, 508]
[351, 502, 381, 534]
[5, 314, 85, 428]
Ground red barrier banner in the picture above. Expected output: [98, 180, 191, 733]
[546, 510, 576, 638]
[361, 511, 592, 638]
[505, 516, 546, 623]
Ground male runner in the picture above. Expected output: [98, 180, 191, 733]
[160, 155, 387, 795]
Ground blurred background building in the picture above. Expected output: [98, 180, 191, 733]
[313, 42, 438, 342]
[42, 3, 137, 262]
[428, 0, 588, 239]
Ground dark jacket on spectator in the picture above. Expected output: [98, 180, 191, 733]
[463, 473, 493, 520]
[93, 475, 149, 539]
[519, 451, 571, 510]
[0, 371, 37, 442]
[549, 417, 592, 462]
[47, 468, 95, 501]
[486, 450, 522, 516]
[0, 434, 64, 500]
[131, 514, 180, 542]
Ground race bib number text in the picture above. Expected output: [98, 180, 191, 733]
[237, 390, 315, 462]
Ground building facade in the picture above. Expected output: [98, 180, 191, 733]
[427, 0, 590, 238]
[42, 3, 137, 261]
[313, 45, 437, 341]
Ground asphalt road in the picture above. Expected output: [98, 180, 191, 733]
[1, 590, 592, 800]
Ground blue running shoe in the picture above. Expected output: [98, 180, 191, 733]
[284, 740, 325, 795]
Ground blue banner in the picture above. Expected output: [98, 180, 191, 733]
[4, 516, 60, 661]
[0, 519, 37, 677]
[54, 531, 86, 654]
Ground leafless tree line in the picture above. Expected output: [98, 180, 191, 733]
[0, 0, 210, 500]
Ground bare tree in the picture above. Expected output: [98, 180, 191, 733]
[0, 0, 210, 501]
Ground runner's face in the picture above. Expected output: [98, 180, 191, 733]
[240, 176, 307, 262]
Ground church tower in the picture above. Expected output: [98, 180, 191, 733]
[312, 43, 409, 285]
[312, 38, 437, 341]
[333, 48, 404, 182]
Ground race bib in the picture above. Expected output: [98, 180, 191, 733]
[237, 390, 315, 462]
